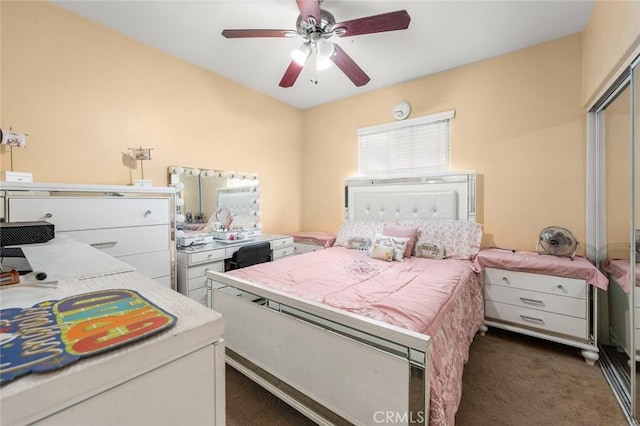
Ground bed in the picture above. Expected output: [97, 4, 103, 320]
[207, 171, 483, 426]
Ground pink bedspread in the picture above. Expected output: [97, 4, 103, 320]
[228, 246, 484, 426]
[472, 248, 609, 290]
[601, 259, 639, 293]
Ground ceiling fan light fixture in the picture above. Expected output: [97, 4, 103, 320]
[316, 38, 335, 60]
[316, 57, 332, 70]
[291, 42, 311, 65]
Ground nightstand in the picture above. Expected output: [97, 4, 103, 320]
[291, 231, 336, 255]
[474, 249, 609, 365]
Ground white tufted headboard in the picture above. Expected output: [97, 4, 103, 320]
[345, 171, 476, 223]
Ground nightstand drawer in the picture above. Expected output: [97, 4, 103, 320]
[271, 237, 293, 249]
[485, 283, 586, 318]
[273, 247, 293, 259]
[294, 243, 324, 255]
[485, 268, 586, 299]
[485, 301, 587, 339]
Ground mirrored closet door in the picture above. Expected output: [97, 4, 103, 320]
[592, 55, 640, 423]
[633, 56, 640, 422]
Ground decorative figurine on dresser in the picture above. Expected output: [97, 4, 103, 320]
[473, 247, 609, 365]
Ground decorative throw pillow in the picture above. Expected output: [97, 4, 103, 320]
[399, 218, 483, 260]
[415, 241, 446, 259]
[369, 233, 410, 262]
[369, 244, 395, 262]
[334, 220, 385, 248]
[383, 223, 418, 258]
[347, 236, 371, 251]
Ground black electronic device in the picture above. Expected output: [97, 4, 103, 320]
[0, 247, 32, 275]
[0, 221, 55, 247]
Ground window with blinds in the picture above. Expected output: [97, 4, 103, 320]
[357, 110, 454, 177]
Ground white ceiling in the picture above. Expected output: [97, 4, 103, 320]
[51, 0, 595, 110]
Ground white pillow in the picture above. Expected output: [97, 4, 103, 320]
[399, 218, 482, 260]
[368, 233, 410, 262]
[369, 244, 395, 262]
[334, 220, 385, 248]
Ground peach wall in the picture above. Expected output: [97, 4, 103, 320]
[582, 0, 640, 106]
[0, 1, 303, 234]
[302, 34, 586, 252]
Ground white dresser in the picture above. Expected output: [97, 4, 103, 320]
[177, 234, 293, 307]
[484, 267, 598, 365]
[0, 182, 175, 288]
[0, 241, 225, 426]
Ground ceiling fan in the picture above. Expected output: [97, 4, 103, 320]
[221, 0, 411, 88]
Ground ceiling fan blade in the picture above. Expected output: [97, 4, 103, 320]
[330, 44, 370, 87]
[334, 10, 411, 37]
[222, 29, 297, 38]
[279, 60, 305, 88]
[296, 0, 321, 25]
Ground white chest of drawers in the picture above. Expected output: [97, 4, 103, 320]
[0, 182, 175, 288]
[484, 267, 599, 365]
[177, 234, 293, 307]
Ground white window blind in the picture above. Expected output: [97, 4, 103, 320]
[357, 110, 454, 177]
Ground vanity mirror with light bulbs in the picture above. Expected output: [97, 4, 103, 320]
[168, 166, 261, 241]
[168, 166, 294, 307]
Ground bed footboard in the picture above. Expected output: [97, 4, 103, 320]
[207, 271, 431, 426]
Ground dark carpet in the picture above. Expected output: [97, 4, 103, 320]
[226, 328, 628, 425]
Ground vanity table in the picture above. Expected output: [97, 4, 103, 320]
[176, 234, 293, 307]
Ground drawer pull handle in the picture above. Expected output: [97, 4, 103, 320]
[90, 241, 118, 248]
[501, 276, 509, 283]
[144, 210, 152, 217]
[520, 297, 544, 306]
[520, 315, 544, 324]
[44, 213, 53, 219]
[557, 284, 564, 290]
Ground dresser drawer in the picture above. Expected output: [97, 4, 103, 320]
[485, 301, 587, 340]
[7, 197, 169, 231]
[60, 225, 169, 258]
[188, 249, 226, 265]
[485, 268, 586, 299]
[273, 246, 293, 259]
[118, 250, 170, 279]
[270, 237, 293, 249]
[485, 283, 586, 319]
